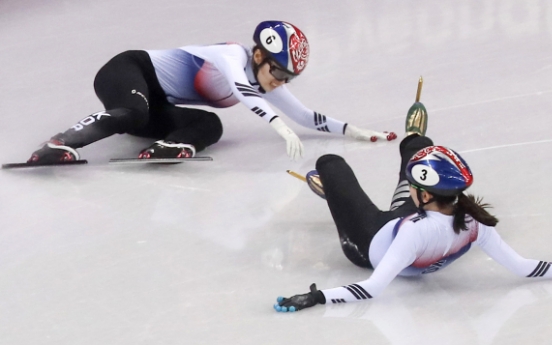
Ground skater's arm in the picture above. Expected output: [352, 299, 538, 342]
[264, 85, 396, 141]
[207, 44, 281, 123]
[208, 45, 304, 159]
[274, 225, 420, 312]
[262, 86, 347, 134]
[321, 227, 419, 302]
[477, 224, 552, 278]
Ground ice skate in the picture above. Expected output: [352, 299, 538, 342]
[138, 140, 196, 159]
[306, 170, 325, 199]
[405, 102, 428, 137]
[27, 140, 80, 164]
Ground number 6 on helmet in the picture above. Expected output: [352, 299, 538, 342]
[253, 21, 310, 76]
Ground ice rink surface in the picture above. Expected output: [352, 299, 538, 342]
[1, 0, 552, 344]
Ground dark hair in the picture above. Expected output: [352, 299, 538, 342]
[252, 44, 271, 60]
[252, 44, 262, 54]
[433, 193, 499, 234]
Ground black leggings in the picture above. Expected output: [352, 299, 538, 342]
[316, 135, 433, 268]
[53, 50, 223, 151]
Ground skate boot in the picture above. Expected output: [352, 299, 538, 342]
[138, 140, 196, 159]
[27, 140, 80, 164]
[405, 102, 428, 137]
[306, 170, 325, 199]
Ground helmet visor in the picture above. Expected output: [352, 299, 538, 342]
[268, 61, 297, 82]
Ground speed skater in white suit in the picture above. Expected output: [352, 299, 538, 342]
[274, 104, 551, 312]
[27, 20, 396, 164]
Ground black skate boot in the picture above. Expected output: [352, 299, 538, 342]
[306, 170, 325, 199]
[28, 140, 80, 164]
[138, 140, 196, 159]
[405, 102, 428, 137]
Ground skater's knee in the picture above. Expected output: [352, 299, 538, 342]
[340, 235, 371, 268]
[105, 107, 149, 132]
[400, 135, 434, 158]
[204, 112, 223, 141]
[128, 107, 150, 128]
[316, 154, 345, 171]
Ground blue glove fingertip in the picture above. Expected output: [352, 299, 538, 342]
[274, 304, 282, 312]
[289, 306, 296, 312]
[277, 296, 284, 303]
[281, 306, 288, 312]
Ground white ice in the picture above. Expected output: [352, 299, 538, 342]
[1, 1, 552, 344]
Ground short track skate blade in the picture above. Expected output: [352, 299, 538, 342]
[108, 157, 213, 164]
[286, 170, 307, 182]
[1, 160, 88, 169]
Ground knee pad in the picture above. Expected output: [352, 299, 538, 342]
[340, 235, 370, 268]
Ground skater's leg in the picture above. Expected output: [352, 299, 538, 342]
[389, 101, 432, 213]
[132, 105, 223, 158]
[389, 135, 434, 213]
[316, 154, 383, 268]
[163, 107, 223, 152]
[29, 51, 160, 163]
[65, 51, 156, 146]
[131, 105, 222, 151]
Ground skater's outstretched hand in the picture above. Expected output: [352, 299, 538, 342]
[270, 117, 304, 160]
[345, 124, 397, 142]
[273, 283, 325, 312]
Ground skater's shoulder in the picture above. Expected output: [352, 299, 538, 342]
[181, 42, 249, 56]
[401, 211, 451, 230]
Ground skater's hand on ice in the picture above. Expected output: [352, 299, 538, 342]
[270, 117, 304, 160]
[345, 124, 397, 142]
[273, 284, 325, 312]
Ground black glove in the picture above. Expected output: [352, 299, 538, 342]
[274, 283, 326, 312]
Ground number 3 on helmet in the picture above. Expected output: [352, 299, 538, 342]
[253, 21, 310, 76]
[405, 146, 474, 196]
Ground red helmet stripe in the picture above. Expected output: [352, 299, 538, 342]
[433, 146, 473, 185]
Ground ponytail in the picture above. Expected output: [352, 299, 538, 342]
[433, 193, 499, 234]
[452, 193, 499, 234]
